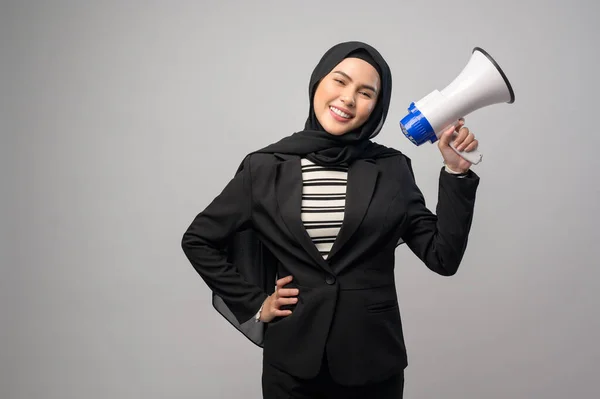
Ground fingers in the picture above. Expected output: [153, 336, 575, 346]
[276, 296, 298, 306]
[271, 275, 299, 317]
[278, 288, 300, 297]
[453, 123, 479, 152]
[276, 275, 293, 290]
[463, 139, 479, 152]
[438, 118, 478, 154]
[455, 128, 475, 151]
[438, 124, 455, 146]
[271, 295, 296, 317]
[273, 308, 293, 317]
[438, 118, 464, 146]
[275, 276, 297, 296]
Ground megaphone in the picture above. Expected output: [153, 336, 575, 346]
[399, 47, 515, 164]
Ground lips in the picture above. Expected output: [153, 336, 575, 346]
[329, 105, 354, 121]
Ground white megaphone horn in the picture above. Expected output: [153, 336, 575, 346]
[399, 47, 515, 164]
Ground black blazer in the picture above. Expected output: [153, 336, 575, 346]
[181, 151, 479, 386]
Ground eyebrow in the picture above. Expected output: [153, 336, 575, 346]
[333, 70, 379, 94]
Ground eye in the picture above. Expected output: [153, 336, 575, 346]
[333, 78, 345, 85]
[360, 91, 372, 99]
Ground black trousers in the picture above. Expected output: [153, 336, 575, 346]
[262, 352, 404, 398]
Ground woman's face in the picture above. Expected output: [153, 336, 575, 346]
[313, 57, 380, 136]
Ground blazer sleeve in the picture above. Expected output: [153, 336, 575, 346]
[400, 163, 480, 276]
[181, 155, 269, 324]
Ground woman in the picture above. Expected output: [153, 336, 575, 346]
[181, 41, 480, 398]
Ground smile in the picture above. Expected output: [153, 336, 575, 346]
[329, 106, 353, 120]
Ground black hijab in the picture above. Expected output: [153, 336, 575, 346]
[214, 41, 404, 347]
[250, 40, 401, 166]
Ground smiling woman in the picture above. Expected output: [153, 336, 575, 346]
[312, 55, 381, 136]
[181, 40, 481, 399]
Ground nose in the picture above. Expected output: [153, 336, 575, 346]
[340, 91, 355, 108]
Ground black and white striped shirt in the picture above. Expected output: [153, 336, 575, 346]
[300, 158, 348, 259]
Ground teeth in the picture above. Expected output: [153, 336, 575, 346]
[330, 106, 351, 119]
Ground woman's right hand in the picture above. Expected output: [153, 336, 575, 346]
[259, 275, 299, 323]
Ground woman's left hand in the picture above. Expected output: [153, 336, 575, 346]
[437, 118, 478, 173]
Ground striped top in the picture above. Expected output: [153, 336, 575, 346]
[300, 158, 348, 259]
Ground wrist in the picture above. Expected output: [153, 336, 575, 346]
[255, 298, 267, 322]
[444, 164, 469, 175]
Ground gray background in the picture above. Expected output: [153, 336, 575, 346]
[2, 0, 599, 398]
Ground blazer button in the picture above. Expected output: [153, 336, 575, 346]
[325, 275, 336, 285]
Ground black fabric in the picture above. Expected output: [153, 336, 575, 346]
[207, 41, 403, 349]
[182, 151, 481, 385]
[346, 49, 382, 79]
[262, 351, 404, 398]
[252, 40, 398, 167]
[182, 40, 481, 391]
[181, 43, 483, 396]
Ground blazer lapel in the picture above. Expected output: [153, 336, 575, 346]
[275, 154, 334, 273]
[327, 159, 379, 261]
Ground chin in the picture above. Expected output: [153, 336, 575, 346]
[324, 127, 349, 136]
[319, 117, 355, 136]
